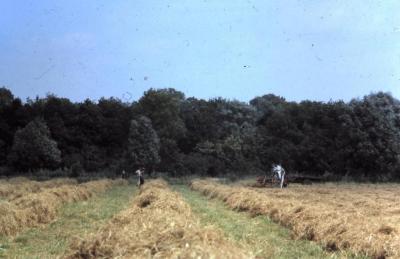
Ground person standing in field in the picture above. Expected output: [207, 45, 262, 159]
[272, 163, 286, 188]
[135, 167, 145, 187]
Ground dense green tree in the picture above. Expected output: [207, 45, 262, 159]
[0, 87, 399, 181]
[0, 87, 14, 106]
[127, 116, 160, 174]
[134, 88, 186, 172]
[8, 119, 61, 171]
[250, 94, 287, 123]
[97, 97, 131, 169]
[339, 93, 400, 180]
[0, 89, 27, 166]
[134, 88, 186, 139]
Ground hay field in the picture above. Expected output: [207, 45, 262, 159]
[66, 179, 252, 258]
[0, 177, 78, 201]
[191, 179, 400, 258]
[0, 178, 127, 236]
[0, 183, 137, 258]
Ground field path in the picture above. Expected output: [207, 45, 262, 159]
[0, 184, 137, 258]
[175, 185, 365, 259]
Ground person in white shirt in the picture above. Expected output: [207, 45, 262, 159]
[272, 163, 286, 188]
[135, 167, 145, 187]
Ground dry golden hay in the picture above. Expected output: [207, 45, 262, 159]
[142, 178, 170, 189]
[0, 201, 21, 236]
[0, 177, 79, 201]
[190, 179, 400, 259]
[0, 179, 127, 237]
[39, 178, 78, 188]
[66, 179, 252, 259]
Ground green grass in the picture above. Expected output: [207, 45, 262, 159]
[174, 185, 367, 259]
[0, 184, 137, 259]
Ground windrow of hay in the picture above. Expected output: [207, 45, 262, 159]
[0, 177, 78, 201]
[190, 180, 400, 259]
[0, 179, 127, 236]
[66, 179, 252, 259]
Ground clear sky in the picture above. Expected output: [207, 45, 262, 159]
[1, 0, 399, 103]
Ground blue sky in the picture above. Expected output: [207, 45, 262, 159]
[0, 0, 399, 103]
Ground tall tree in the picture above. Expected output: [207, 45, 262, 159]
[8, 119, 61, 171]
[127, 116, 160, 174]
[339, 93, 400, 180]
[134, 88, 186, 172]
[0, 87, 14, 106]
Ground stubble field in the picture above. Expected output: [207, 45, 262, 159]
[191, 179, 400, 258]
[1, 176, 397, 258]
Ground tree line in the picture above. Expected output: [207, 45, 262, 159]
[1, 87, 400, 181]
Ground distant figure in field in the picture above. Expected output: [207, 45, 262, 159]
[272, 163, 286, 188]
[135, 167, 145, 187]
[121, 170, 127, 179]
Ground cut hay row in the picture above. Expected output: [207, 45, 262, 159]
[66, 179, 252, 258]
[190, 179, 400, 259]
[0, 179, 127, 236]
[0, 177, 78, 201]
